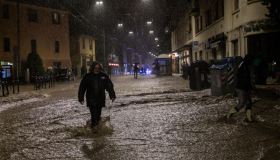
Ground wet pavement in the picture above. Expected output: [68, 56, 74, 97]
[0, 75, 280, 160]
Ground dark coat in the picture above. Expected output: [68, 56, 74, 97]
[235, 62, 252, 91]
[78, 72, 116, 107]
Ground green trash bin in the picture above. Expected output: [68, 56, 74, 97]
[210, 64, 228, 96]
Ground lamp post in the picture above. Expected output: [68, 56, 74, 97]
[95, 1, 106, 67]
[16, 0, 20, 80]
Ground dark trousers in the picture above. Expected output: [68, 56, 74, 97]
[134, 71, 138, 79]
[88, 105, 102, 127]
[235, 89, 252, 111]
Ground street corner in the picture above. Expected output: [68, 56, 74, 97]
[0, 91, 49, 112]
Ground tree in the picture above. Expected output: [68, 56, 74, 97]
[25, 52, 45, 76]
[262, 0, 280, 22]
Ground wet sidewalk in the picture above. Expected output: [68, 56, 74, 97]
[0, 80, 80, 107]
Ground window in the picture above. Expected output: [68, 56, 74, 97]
[219, 0, 224, 18]
[247, 0, 259, 3]
[89, 39, 93, 50]
[55, 41, 60, 53]
[234, 0, 239, 11]
[3, 37, 10, 52]
[195, 16, 202, 33]
[232, 40, 238, 56]
[82, 38, 85, 49]
[2, 4, 10, 19]
[205, 9, 211, 27]
[199, 51, 203, 60]
[31, 39, 37, 52]
[214, 1, 219, 20]
[188, 16, 192, 33]
[28, 9, 38, 22]
[212, 48, 217, 60]
[52, 12, 60, 24]
[194, 52, 198, 61]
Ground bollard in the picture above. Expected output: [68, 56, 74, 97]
[1, 81, 4, 96]
[17, 79, 19, 93]
[12, 80, 15, 94]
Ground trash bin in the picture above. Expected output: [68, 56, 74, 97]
[210, 56, 242, 96]
[225, 56, 242, 95]
[189, 61, 210, 91]
[198, 61, 210, 89]
[210, 64, 228, 96]
[189, 62, 201, 90]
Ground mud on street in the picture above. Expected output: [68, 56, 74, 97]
[0, 75, 280, 160]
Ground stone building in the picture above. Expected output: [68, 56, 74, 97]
[70, 35, 96, 77]
[0, 0, 71, 78]
[171, 0, 279, 76]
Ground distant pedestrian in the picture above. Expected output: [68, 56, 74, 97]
[107, 65, 112, 78]
[78, 61, 116, 128]
[181, 62, 189, 80]
[133, 63, 139, 79]
[154, 61, 160, 76]
[227, 54, 254, 122]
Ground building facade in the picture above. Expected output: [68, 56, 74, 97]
[0, 0, 71, 78]
[70, 34, 96, 77]
[171, 0, 279, 75]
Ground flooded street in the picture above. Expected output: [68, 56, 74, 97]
[0, 75, 280, 160]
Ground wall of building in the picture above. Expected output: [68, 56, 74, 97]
[224, 0, 268, 57]
[0, 0, 72, 74]
[19, 3, 71, 68]
[0, 0, 18, 64]
[171, 0, 269, 63]
[78, 35, 96, 73]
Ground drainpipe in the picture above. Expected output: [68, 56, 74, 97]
[16, 0, 20, 79]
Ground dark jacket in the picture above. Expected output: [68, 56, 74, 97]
[78, 72, 116, 107]
[235, 61, 252, 91]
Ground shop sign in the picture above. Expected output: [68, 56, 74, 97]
[192, 41, 199, 50]
[244, 19, 280, 33]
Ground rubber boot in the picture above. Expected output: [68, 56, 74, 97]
[246, 109, 252, 122]
[227, 107, 237, 119]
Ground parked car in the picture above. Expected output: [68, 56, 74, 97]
[55, 68, 72, 81]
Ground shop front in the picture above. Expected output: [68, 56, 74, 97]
[176, 44, 192, 74]
[245, 20, 280, 84]
[207, 33, 227, 62]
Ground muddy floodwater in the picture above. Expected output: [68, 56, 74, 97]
[0, 75, 279, 160]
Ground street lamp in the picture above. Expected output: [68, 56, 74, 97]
[155, 37, 159, 41]
[149, 30, 154, 35]
[128, 31, 134, 36]
[95, 1, 103, 6]
[117, 23, 123, 28]
[146, 21, 152, 25]
[95, 0, 106, 67]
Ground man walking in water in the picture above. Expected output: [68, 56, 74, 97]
[78, 61, 116, 128]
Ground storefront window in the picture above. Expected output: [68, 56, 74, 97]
[3, 37, 10, 52]
[2, 4, 10, 19]
[234, 0, 239, 11]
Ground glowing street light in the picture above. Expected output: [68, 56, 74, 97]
[149, 30, 154, 34]
[96, 1, 103, 6]
[146, 21, 152, 25]
[129, 31, 134, 35]
[117, 23, 123, 28]
[155, 37, 159, 41]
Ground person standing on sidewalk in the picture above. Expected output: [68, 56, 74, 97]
[227, 54, 254, 122]
[133, 63, 139, 79]
[78, 61, 116, 128]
